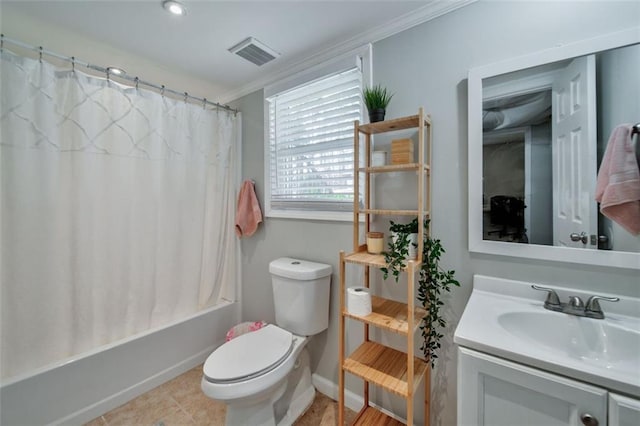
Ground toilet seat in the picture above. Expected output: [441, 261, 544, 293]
[203, 324, 293, 384]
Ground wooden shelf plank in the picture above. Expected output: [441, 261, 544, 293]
[358, 115, 431, 135]
[358, 163, 430, 173]
[344, 250, 421, 269]
[351, 406, 404, 426]
[343, 341, 428, 397]
[344, 295, 426, 335]
[360, 209, 430, 216]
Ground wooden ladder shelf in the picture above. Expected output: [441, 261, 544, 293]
[338, 108, 432, 425]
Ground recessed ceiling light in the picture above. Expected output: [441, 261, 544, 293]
[162, 0, 186, 16]
[107, 67, 126, 76]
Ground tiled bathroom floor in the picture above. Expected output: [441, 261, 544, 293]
[85, 365, 356, 425]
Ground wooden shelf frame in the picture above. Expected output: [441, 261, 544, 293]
[343, 295, 426, 335]
[339, 108, 432, 426]
[344, 249, 421, 270]
[343, 341, 428, 397]
[358, 163, 430, 173]
[352, 406, 404, 426]
[360, 209, 430, 217]
[357, 114, 431, 135]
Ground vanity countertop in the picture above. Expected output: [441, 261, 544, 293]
[454, 275, 640, 397]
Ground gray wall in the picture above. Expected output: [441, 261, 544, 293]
[233, 1, 640, 425]
[529, 123, 553, 245]
[483, 141, 525, 201]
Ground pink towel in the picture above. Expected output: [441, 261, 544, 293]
[595, 125, 640, 235]
[235, 180, 263, 237]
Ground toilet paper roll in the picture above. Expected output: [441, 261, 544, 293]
[347, 286, 372, 317]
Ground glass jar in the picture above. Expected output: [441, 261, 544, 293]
[367, 232, 384, 254]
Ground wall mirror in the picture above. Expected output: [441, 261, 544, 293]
[468, 28, 640, 270]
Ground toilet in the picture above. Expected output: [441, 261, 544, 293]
[201, 257, 331, 426]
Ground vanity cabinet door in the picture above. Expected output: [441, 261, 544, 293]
[458, 347, 608, 426]
[609, 393, 640, 426]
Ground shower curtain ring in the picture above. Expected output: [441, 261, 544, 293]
[106, 68, 110, 81]
[184, 92, 188, 103]
[161, 85, 165, 97]
[1, 34, 4, 53]
[202, 98, 207, 109]
[71, 56, 75, 73]
[39, 46, 43, 63]
[134, 77, 139, 90]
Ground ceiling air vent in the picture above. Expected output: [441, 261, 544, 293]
[228, 37, 280, 66]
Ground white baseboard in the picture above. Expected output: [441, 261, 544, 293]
[57, 344, 217, 425]
[311, 373, 407, 424]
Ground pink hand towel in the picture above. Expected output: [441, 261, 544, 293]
[595, 125, 640, 235]
[235, 180, 263, 237]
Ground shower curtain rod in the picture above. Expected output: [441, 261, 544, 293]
[0, 34, 238, 115]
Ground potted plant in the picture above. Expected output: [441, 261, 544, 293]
[363, 84, 393, 123]
[388, 218, 418, 263]
[381, 218, 460, 367]
[381, 218, 417, 282]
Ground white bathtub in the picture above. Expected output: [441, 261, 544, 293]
[0, 301, 239, 425]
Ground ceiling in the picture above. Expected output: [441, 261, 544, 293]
[1, 1, 471, 101]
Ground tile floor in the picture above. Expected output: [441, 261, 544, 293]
[85, 365, 356, 425]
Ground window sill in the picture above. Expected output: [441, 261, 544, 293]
[266, 209, 357, 222]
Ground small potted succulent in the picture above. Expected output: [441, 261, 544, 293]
[363, 84, 393, 123]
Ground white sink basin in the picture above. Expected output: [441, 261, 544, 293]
[454, 275, 640, 396]
[498, 311, 640, 367]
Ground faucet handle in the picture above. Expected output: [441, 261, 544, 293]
[568, 296, 585, 309]
[585, 295, 620, 317]
[531, 285, 561, 309]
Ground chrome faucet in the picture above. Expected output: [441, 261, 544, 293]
[531, 285, 619, 319]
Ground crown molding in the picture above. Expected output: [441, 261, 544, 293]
[218, 0, 477, 103]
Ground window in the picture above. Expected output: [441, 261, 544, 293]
[265, 49, 369, 220]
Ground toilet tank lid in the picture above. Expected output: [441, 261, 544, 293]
[269, 257, 332, 280]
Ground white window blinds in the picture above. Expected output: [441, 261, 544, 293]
[267, 67, 362, 213]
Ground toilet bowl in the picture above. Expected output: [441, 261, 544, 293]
[201, 325, 313, 425]
[201, 324, 306, 401]
[201, 258, 332, 426]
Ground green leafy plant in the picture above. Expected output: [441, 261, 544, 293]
[382, 218, 460, 367]
[381, 218, 418, 281]
[418, 221, 460, 367]
[362, 84, 394, 111]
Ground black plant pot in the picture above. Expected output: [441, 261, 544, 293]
[368, 108, 386, 123]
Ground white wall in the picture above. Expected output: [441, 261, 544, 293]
[234, 1, 640, 425]
[0, 7, 223, 101]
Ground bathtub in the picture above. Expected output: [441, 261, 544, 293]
[0, 301, 239, 425]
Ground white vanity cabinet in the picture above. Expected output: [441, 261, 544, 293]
[458, 347, 607, 426]
[458, 347, 640, 426]
[609, 393, 640, 426]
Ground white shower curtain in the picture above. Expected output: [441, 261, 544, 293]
[0, 51, 238, 380]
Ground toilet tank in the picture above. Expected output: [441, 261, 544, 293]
[269, 257, 332, 336]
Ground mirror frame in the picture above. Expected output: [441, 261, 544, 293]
[468, 27, 640, 270]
